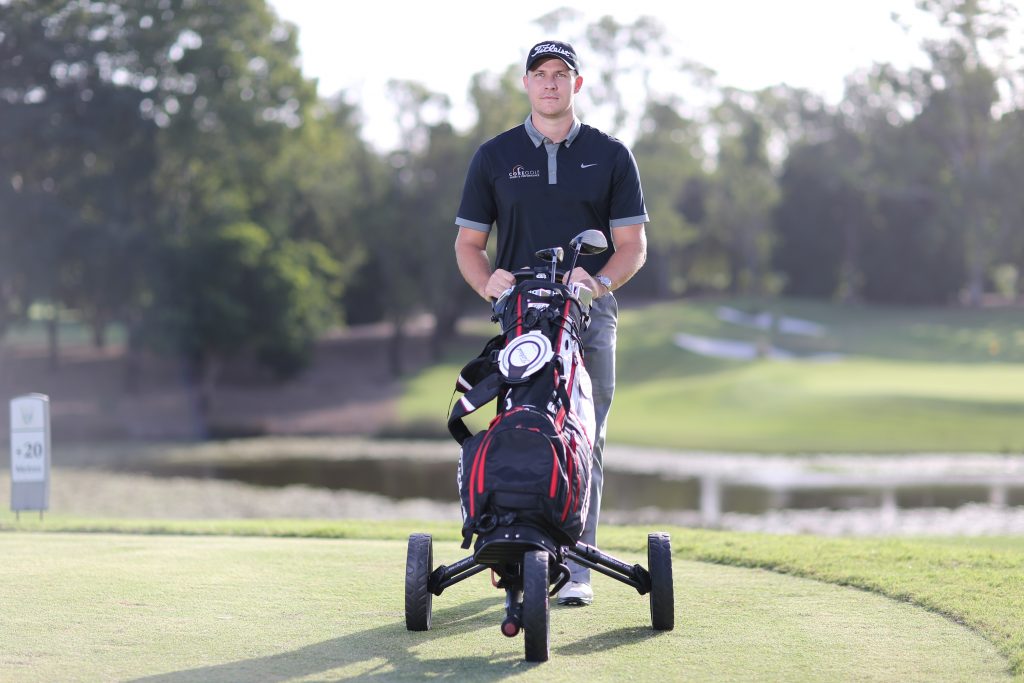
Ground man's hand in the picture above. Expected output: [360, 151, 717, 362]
[483, 269, 516, 301]
[563, 268, 606, 297]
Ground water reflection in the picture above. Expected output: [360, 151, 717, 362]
[144, 458, 456, 502]
[138, 457, 1024, 517]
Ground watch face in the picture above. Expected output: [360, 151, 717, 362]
[597, 275, 612, 288]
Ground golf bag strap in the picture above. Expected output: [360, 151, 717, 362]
[454, 334, 504, 393]
[448, 371, 504, 444]
[557, 382, 571, 421]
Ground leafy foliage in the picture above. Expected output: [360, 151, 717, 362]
[144, 222, 340, 376]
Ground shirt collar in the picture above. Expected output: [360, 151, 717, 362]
[524, 114, 582, 148]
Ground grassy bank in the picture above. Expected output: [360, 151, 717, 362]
[400, 298, 1024, 452]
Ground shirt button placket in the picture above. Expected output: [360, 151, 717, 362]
[545, 139, 559, 185]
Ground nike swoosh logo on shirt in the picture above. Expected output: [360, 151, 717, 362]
[580, 163, 598, 168]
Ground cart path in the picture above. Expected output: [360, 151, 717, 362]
[0, 535, 1009, 682]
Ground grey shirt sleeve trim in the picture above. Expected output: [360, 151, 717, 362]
[456, 217, 491, 232]
[610, 215, 648, 228]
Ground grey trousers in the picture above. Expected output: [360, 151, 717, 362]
[570, 292, 618, 582]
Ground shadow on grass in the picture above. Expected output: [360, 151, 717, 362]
[129, 598, 664, 682]
[121, 602, 468, 679]
[554, 625, 667, 657]
[129, 597, 502, 682]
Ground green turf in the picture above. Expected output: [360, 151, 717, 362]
[0, 529, 1011, 682]
[2, 318, 127, 348]
[672, 529, 1024, 679]
[611, 360, 1024, 452]
[2, 519, 1022, 680]
[0, 515, 453, 541]
[399, 298, 1024, 452]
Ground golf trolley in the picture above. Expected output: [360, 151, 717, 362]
[405, 230, 674, 662]
[405, 530, 674, 663]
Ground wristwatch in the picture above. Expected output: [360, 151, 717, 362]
[595, 274, 612, 295]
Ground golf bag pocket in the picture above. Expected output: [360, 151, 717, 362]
[457, 406, 591, 549]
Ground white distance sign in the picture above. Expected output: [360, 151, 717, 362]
[10, 394, 50, 491]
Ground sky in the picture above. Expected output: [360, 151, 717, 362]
[267, 0, 939, 151]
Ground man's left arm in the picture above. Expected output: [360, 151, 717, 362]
[567, 224, 646, 297]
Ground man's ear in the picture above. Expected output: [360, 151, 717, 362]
[574, 75, 583, 94]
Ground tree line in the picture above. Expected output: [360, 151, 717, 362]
[2, 0, 1022, 398]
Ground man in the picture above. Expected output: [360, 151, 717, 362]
[454, 40, 648, 606]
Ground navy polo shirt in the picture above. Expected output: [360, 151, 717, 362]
[456, 115, 648, 274]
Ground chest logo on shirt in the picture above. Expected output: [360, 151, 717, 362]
[508, 164, 541, 180]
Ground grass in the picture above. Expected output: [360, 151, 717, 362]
[2, 318, 127, 348]
[0, 520, 1017, 681]
[674, 530, 1024, 678]
[399, 298, 1024, 452]
[5, 298, 1023, 678]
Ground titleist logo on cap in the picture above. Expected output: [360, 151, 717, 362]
[531, 43, 574, 61]
[525, 40, 579, 73]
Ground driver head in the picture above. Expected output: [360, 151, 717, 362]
[569, 229, 608, 255]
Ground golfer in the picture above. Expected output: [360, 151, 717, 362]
[454, 40, 648, 606]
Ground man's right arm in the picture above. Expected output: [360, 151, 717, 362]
[454, 227, 515, 301]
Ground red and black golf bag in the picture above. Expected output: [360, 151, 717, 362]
[448, 277, 596, 550]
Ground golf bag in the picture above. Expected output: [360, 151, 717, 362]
[448, 278, 596, 549]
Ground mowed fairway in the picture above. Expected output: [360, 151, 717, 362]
[0, 533, 1009, 682]
[400, 298, 1024, 452]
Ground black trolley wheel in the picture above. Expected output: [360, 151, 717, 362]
[648, 532, 674, 631]
[405, 533, 433, 631]
[522, 549, 550, 662]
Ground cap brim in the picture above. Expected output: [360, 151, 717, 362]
[526, 55, 577, 73]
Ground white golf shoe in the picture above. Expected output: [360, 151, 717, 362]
[557, 581, 593, 606]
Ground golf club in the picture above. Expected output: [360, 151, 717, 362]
[566, 229, 609, 277]
[535, 246, 564, 282]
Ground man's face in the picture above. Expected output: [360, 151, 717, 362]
[523, 58, 581, 118]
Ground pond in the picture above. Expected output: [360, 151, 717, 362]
[136, 455, 1024, 523]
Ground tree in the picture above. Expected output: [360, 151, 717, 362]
[0, 0, 372, 389]
[0, 0, 160, 364]
[350, 79, 479, 373]
[143, 222, 341, 434]
[143, 0, 318, 235]
[774, 138, 868, 300]
[630, 98, 706, 296]
[900, 0, 1023, 304]
[273, 98, 372, 264]
[467, 66, 531, 140]
[771, 81, 881, 303]
[986, 110, 1024, 293]
[704, 90, 781, 296]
